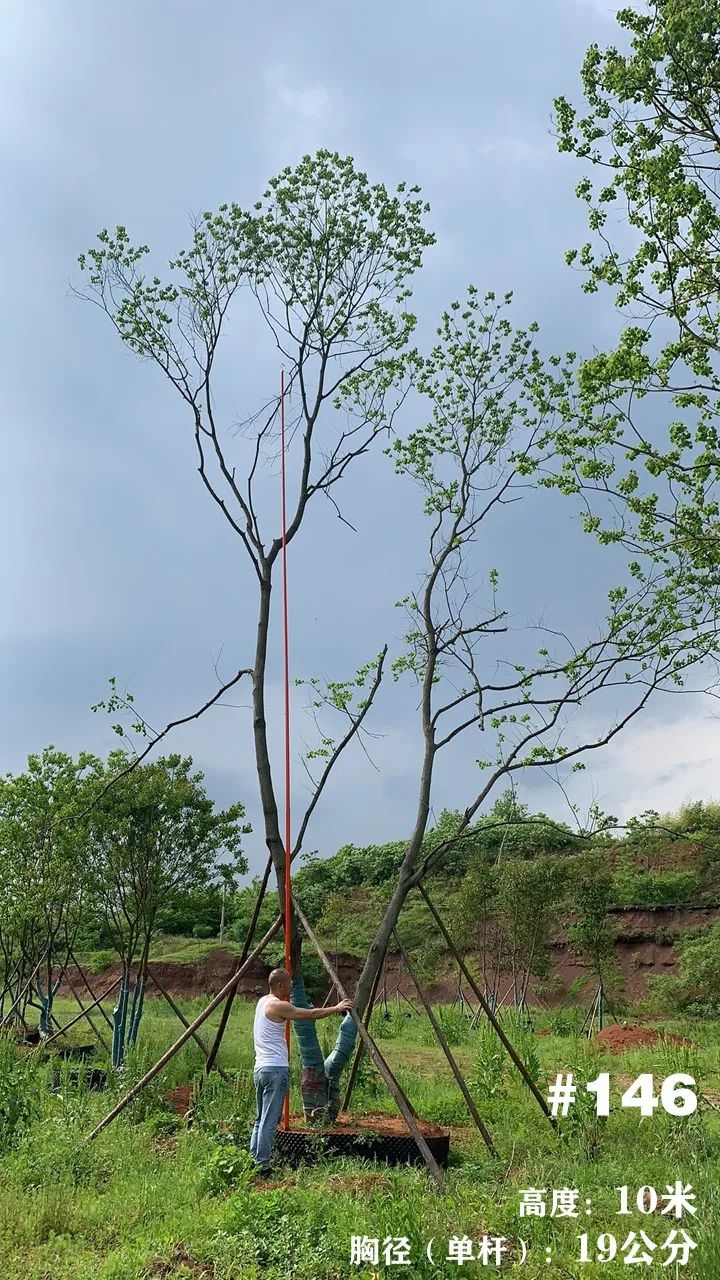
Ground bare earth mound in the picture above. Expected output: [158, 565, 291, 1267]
[165, 1084, 193, 1113]
[595, 1025, 693, 1053]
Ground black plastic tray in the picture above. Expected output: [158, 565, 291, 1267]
[275, 1126, 450, 1168]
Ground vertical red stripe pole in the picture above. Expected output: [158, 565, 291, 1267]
[280, 369, 292, 1130]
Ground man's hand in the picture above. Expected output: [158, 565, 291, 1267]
[336, 998, 353, 1014]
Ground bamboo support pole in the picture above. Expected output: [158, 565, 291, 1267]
[60, 969, 110, 1053]
[341, 950, 387, 1113]
[35, 976, 122, 1051]
[203, 855, 273, 1077]
[145, 965, 231, 1084]
[67, 947, 115, 1031]
[0, 951, 50, 1030]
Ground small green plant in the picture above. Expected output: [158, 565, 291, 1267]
[420, 1005, 471, 1047]
[0, 1039, 42, 1152]
[546, 1006, 585, 1036]
[200, 1133, 257, 1195]
[469, 1023, 508, 1101]
[82, 948, 117, 974]
[353, 1054, 384, 1100]
[373, 1005, 412, 1041]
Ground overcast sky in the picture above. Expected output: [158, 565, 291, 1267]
[2, 0, 718, 879]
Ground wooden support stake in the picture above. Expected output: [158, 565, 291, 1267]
[394, 931, 498, 1158]
[145, 965, 232, 1084]
[35, 976, 122, 1050]
[67, 947, 114, 1032]
[417, 885, 554, 1127]
[0, 959, 24, 1016]
[341, 950, 387, 1113]
[61, 969, 111, 1053]
[291, 896, 444, 1189]
[87, 916, 282, 1143]
[0, 950, 50, 1030]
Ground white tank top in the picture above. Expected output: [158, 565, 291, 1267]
[253, 995, 289, 1068]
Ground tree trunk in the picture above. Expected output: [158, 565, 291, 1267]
[112, 962, 132, 1068]
[127, 941, 150, 1048]
[352, 690, 436, 1017]
[252, 573, 301, 975]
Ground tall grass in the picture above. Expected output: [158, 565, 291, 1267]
[0, 1000, 717, 1277]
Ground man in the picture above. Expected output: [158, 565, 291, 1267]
[250, 967, 352, 1176]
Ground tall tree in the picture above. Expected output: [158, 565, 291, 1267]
[0, 749, 94, 1034]
[349, 286, 720, 1019]
[77, 151, 433, 970]
[567, 853, 619, 999]
[86, 751, 248, 1065]
[554, 0, 720, 565]
[79, 142, 720, 1065]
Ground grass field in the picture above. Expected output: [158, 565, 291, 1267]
[0, 995, 718, 1278]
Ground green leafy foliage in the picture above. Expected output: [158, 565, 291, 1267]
[0, 748, 99, 1029]
[554, 0, 720, 584]
[567, 852, 620, 992]
[199, 1134, 257, 1196]
[664, 920, 720, 1013]
[85, 751, 249, 970]
[0, 1041, 42, 1153]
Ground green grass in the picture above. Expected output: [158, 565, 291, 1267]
[0, 997, 718, 1278]
[77, 935, 244, 973]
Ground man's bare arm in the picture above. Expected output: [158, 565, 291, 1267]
[267, 998, 352, 1023]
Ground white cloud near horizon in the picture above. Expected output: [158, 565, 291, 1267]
[263, 64, 336, 125]
[586, 706, 720, 822]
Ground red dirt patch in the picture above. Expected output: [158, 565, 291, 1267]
[287, 1109, 448, 1138]
[142, 1244, 214, 1277]
[165, 1084, 193, 1114]
[595, 1025, 693, 1053]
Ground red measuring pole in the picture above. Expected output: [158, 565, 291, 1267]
[280, 369, 292, 1130]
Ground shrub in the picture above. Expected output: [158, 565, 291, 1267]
[200, 1133, 257, 1195]
[83, 948, 117, 973]
[469, 1023, 508, 1103]
[614, 869, 701, 907]
[420, 1005, 472, 1048]
[662, 922, 720, 1014]
[0, 1039, 43, 1152]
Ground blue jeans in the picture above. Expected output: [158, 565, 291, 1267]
[250, 1066, 289, 1170]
